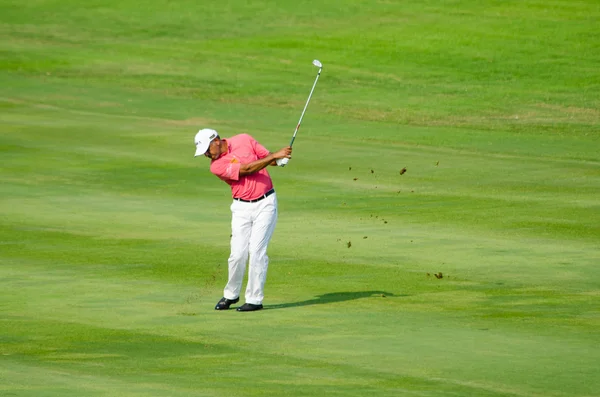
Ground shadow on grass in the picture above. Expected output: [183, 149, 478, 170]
[267, 291, 399, 310]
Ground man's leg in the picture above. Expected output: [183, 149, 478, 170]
[245, 194, 278, 305]
[223, 201, 252, 300]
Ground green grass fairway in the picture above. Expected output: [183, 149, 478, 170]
[1, 1, 599, 396]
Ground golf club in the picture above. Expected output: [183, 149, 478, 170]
[279, 59, 323, 166]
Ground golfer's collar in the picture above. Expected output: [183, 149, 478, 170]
[216, 138, 230, 160]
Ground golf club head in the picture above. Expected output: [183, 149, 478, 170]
[312, 59, 322, 68]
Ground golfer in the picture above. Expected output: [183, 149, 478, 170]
[194, 128, 292, 312]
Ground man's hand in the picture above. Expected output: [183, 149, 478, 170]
[273, 146, 292, 160]
[273, 146, 292, 167]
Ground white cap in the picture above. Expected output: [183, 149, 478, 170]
[194, 128, 218, 157]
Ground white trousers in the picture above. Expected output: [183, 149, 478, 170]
[223, 193, 277, 305]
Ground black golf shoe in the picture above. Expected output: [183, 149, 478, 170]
[236, 303, 263, 312]
[215, 297, 239, 310]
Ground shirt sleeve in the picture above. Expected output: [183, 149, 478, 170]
[211, 159, 240, 182]
[249, 135, 271, 159]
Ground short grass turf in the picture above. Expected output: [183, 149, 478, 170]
[1, 1, 599, 396]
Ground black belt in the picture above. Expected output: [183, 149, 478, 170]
[234, 188, 275, 203]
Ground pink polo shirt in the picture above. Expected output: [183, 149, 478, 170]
[209, 134, 274, 200]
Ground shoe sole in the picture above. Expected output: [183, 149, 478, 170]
[236, 305, 263, 312]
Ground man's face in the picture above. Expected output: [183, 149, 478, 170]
[204, 138, 221, 160]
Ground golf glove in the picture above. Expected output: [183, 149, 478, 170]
[276, 158, 289, 167]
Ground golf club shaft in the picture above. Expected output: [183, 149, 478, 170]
[290, 67, 321, 147]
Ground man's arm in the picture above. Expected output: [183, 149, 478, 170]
[239, 146, 292, 176]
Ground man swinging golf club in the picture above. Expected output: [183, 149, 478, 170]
[194, 128, 292, 311]
[193, 59, 322, 312]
